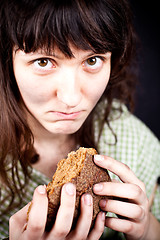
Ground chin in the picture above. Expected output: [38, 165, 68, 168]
[46, 122, 83, 135]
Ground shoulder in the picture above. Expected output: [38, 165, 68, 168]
[96, 100, 160, 156]
[95, 100, 160, 180]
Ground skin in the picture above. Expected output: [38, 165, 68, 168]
[9, 46, 160, 239]
[13, 46, 111, 136]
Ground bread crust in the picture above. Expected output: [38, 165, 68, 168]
[46, 149, 111, 231]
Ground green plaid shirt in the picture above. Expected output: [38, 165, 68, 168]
[1, 101, 160, 239]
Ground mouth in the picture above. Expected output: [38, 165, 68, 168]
[47, 111, 83, 120]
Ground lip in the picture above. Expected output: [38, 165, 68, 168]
[48, 111, 82, 120]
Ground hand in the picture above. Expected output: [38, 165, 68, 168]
[93, 155, 150, 240]
[9, 183, 105, 240]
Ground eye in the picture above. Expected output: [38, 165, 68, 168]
[37, 59, 49, 67]
[86, 57, 97, 66]
[83, 56, 104, 72]
[33, 58, 55, 71]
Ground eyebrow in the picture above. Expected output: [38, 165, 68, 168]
[17, 49, 109, 60]
[39, 51, 98, 59]
[41, 51, 108, 59]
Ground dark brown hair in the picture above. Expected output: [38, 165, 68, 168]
[0, 0, 137, 213]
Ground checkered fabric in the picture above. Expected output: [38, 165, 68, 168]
[0, 101, 160, 239]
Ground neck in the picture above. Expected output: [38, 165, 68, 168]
[32, 134, 76, 179]
[28, 115, 76, 178]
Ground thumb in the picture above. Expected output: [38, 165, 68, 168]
[25, 185, 48, 239]
[9, 202, 31, 239]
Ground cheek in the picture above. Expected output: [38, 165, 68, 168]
[85, 71, 110, 104]
[15, 73, 51, 106]
[18, 82, 44, 105]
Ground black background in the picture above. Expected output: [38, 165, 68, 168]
[129, 0, 160, 139]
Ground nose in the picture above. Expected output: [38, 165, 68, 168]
[56, 68, 82, 108]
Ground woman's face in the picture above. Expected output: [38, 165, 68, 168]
[13, 46, 111, 136]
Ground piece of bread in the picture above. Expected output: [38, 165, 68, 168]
[46, 147, 111, 231]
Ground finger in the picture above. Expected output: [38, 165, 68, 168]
[105, 216, 134, 234]
[105, 216, 144, 238]
[94, 155, 146, 192]
[69, 194, 93, 239]
[26, 185, 48, 239]
[88, 212, 105, 240]
[49, 183, 76, 238]
[93, 182, 146, 205]
[99, 199, 145, 221]
[9, 203, 31, 239]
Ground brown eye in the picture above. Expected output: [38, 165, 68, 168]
[83, 56, 103, 72]
[37, 59, 48, 67]
[33, 58, 55, 72]
[86, 57, 97, 66]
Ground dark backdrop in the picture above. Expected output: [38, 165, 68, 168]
[129, 0, 160, 139]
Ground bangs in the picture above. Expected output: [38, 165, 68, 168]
[9, 0, 117, 56]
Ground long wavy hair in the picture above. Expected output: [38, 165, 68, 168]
[0, 0, 138, 213]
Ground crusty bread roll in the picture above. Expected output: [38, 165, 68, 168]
[45, 147, 111, 231]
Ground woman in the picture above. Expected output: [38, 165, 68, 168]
[0, 0, 160, 239]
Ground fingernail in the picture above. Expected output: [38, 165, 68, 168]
[93, 183, 103, 192]
[100, 199, 106, 208]
[65, 183, 75, 196]
[37, 185, 46, 195]
[84, 194, 92, 206]
[101, 212, 106, 221]
[94, 155, 103, 162]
